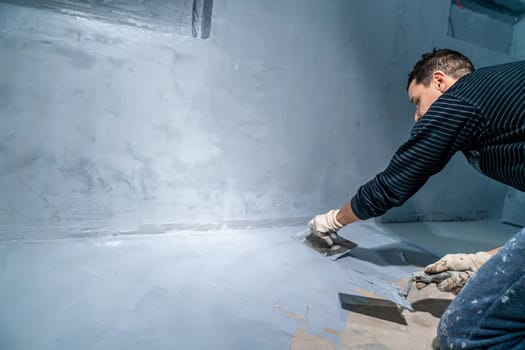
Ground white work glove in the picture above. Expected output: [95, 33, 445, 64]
[308, 209, 344, 246]
[418, 252, 492, 294]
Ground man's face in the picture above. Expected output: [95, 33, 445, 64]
[407, 80, 443, 122]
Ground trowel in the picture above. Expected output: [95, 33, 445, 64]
[390, 271, 457, 311]
[292, 228, 358, 261]
[345, 268, 415, 311]
[361, 270, 456, 311]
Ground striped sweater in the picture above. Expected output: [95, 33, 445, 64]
[351, 60, 525, 220]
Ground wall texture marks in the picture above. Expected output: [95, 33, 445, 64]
[0, 0, 520, 240]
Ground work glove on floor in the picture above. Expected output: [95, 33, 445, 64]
[416, 252, 491, 294]
[308, 209, 344, 247]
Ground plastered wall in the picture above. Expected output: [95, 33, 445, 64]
[0, 0, 520, 240]
[512, 15, 525, 58]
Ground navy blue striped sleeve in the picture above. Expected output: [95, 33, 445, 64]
[350, 95, 482, 220]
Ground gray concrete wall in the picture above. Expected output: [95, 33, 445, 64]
[502, 17, 525, 227]
[512, 16, 525, 58]
[0, 0, 519, 240]
[447, 1, 515, 54]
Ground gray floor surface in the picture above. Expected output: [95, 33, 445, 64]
[0, 220, 518, 350]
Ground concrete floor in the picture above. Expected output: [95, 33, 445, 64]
[0, 220, 518, 350]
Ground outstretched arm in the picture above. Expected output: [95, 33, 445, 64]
[309, 95, 482, 243]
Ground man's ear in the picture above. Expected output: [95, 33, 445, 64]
[432, 70, 449, 92]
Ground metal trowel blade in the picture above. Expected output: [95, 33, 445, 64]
[346, 271, 414, 311]
[292, 229, 358, 261]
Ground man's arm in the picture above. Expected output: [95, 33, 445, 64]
[336, 202, 360, 226]
[309, 95, 483, 239]
[351, 95, 483, 220]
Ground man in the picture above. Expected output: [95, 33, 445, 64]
[309, 49, 525, 349]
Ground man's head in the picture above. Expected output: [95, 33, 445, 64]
[407, 49, 474, 122]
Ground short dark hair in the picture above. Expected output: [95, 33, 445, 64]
[407, 48, 475, 90]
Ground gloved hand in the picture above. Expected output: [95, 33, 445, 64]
[435, 271, 475, 295]
[413, 270, 475, 295]
[308, 209, 344, 246]
[416, 252, 491, 294]
[425, 252, 491, 273]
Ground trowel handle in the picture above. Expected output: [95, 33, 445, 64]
[412, 271, 455, 284]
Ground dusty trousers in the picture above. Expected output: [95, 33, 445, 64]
[438, 227, 525, 349]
